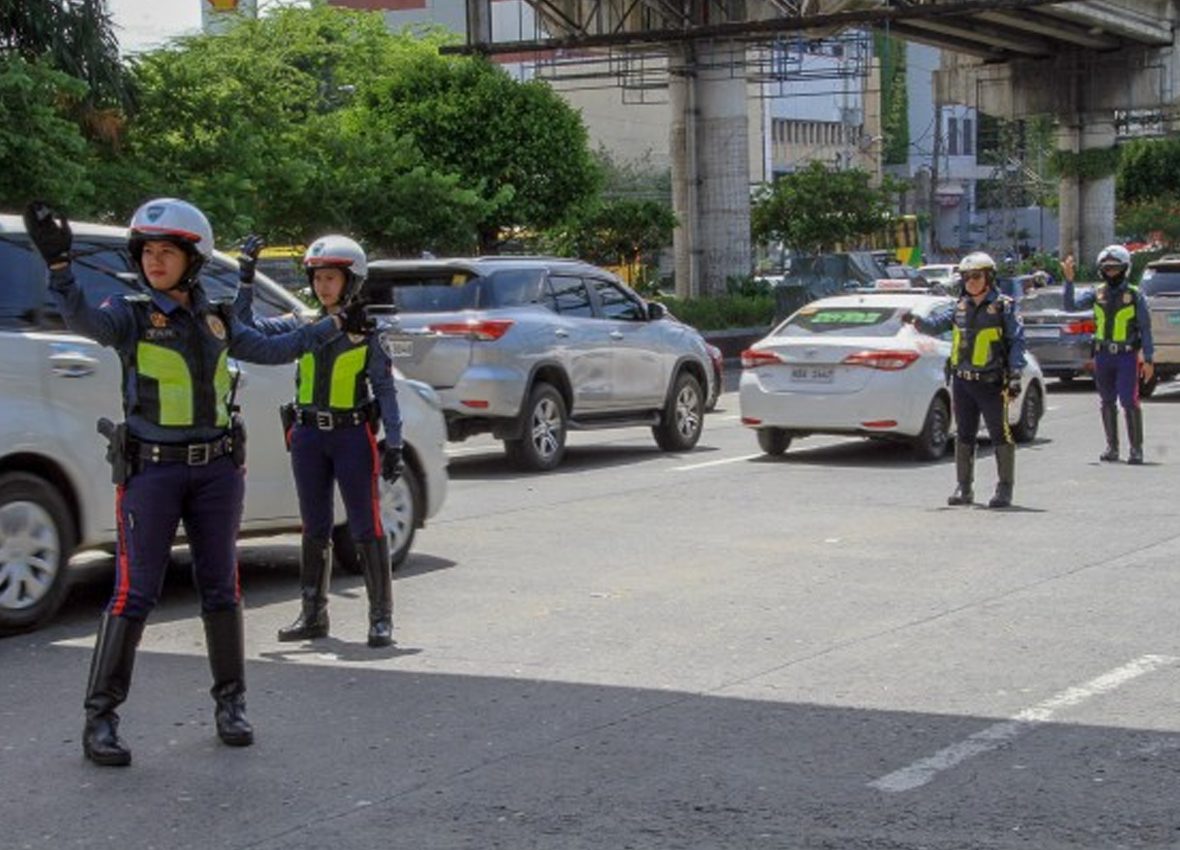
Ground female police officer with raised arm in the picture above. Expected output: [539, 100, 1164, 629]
[235, 234, 402, 648]
[22, 199, 370, 767]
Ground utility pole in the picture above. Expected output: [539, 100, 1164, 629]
[929, 102, 942, 257]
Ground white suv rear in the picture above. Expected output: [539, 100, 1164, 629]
[0, 216, 448, 634]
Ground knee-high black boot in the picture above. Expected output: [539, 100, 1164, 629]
[989, 443, 1016, 508]
[83, 613, 145, 766]
[277, 535, 331, 641]
[947, 440, 975, 506]
[1126, 406, 1145, 465]
[1099, 404, 1120, 462]
[203, 607, 254, 747]
[359, 537, 393, 647]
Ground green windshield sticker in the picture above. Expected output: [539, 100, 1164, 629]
[810, 311, 885, 324]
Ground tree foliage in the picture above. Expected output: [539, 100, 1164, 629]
[751, 162, 896, 255]
[363, 52, 601, 251]
[1117, 137, 1180, 204]
[543, 199, 676, 268]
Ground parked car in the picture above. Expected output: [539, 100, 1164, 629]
[918, 263, 958, 292]
[0, 215, 448, 634]
[1137, 255, 1180, 396]
[1015, 285, 1094, 383]
[366, 257, 713, 471]
[739, 293, 1045, 459]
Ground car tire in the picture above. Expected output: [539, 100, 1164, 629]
[1012, 382, 1043, 443]
[505, 382, 567, 471]
[331, 463, 422, 575]
[0, 472, 76, 635]
[653, 371, 704, 452]
[912, 395, 951, 461]
[1139, 372, 1158, 399]
[757, 428, 791, 456]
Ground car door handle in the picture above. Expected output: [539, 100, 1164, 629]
[49, 352, 98, 377]
[553, 329, 569, 338]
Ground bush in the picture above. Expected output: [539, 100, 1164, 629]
[657, 292, 776, 331]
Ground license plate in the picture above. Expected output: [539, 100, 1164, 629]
[791, 366, 834, 383]
[387, 339, 414, 358]
[1024, 326, 1060, 339]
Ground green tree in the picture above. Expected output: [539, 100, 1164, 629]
[542, 198, 676, 287]
[108, 3, 486, 253]
[1118, 137, 1180, 204]
[0, 56, 95, 212]
[751, 162, 896, 255]
[364, 53, 601, 251]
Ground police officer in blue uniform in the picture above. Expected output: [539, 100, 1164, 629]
[1062, 247, 1155, 464]
[23, 199, 368, 767]
[235, 234, 403, 648]
[905, 251, 1027, 508]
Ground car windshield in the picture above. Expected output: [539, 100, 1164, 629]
[380, 268, 545, 313]
[776, 305, 901, 338]
[1140, 268, 1180, 297]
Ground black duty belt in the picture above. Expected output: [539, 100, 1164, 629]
[133, 434, 234, 466]
[954, 369, 1002, 383]
[293, 407, 371, 430]
[1095, 341, 1136, 355]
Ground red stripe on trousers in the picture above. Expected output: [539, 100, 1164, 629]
[365, 425, 384, 537]
[111, 485, 131, 615]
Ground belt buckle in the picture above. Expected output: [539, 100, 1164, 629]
[187, 443, 211, 465]
[1107, 343, 1119, 354]
[315, 411, 335, 431]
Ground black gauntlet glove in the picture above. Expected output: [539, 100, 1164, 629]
[338, 299, 374, 335]
[23, 201, 72, 267]
[237, 234, 266, 284]
[1005, 374, 1022, 397]
[381, 445, 403, 484]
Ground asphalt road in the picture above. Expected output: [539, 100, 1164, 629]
[3, 376, 1180, 850]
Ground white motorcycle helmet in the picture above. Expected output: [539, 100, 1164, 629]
[958, 251, 997, 288]
[1096, 244, 1132, 275]
[303, 234, 367, 303]
[128, 198, 214, 290]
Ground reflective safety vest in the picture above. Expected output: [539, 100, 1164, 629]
[125, 298, 233, 428]
[296, 336, 371, 410]
[949, 294, 1011, 372]
[1093, 283, 1141, 345]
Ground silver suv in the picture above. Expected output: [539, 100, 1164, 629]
[0, 216, 448, 634]
[1138, 256, 1180, 396]
[367, 257, 712, 471]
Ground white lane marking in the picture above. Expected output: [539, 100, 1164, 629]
[673, 453, 763, 471]
[869, 654, 1177, 793]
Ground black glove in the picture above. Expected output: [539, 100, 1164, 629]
[1005, 375, 1022, 397]
[237, 234, 266, 284]
[338, 299, 374, 335]
[23, 201, 72, 267]
[900, 311, 917, 325]
[381, 445, 403, 484]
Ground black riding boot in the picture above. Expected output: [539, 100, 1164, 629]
[203, 607, 254, 747]
[989, 443, 1016, 508]
[947, 441, 975, 506]
[83, 613, 145, 766]
[277, 535, 331, 642]
[1126, 406, 1145, 465]
[359, 537, 393, 647]
[1099, 404, 1119, 462]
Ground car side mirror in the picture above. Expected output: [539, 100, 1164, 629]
[646, 301, 668, 321]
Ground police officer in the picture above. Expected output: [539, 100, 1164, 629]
[235, 234, 402, 648]
[1062, 247, 1154, 464]
[22, 199, 369, 767]
[905, 251, 1027, 508]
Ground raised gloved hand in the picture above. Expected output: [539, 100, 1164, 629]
[237, 234, 266, 284]
[381, 445, 403, 484]
[899, 310, 917, 325]
[23, 201, 72, 267]
[1005, 374, 1022, 397]
[337, 299, 374, 335]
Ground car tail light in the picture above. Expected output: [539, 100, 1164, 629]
[841, 349, 920, 370]
[741, 349, 783, 369]
[428, 319, 514, 341]
[1063, 319, 1095, 335]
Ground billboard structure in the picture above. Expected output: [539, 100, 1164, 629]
[201, 0, 259, 36]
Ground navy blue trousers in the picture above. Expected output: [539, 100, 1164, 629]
[1093, 350, 1140, 409]
[110, 456, 244, 620]
[289, 423, 384, 542]
[952, 375, 1013, 447]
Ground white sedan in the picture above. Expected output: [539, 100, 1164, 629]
[738, 293, 1045, 459]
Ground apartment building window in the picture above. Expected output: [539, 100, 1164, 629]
[963, 119, 974, 155]
[947, 117, 959, 156]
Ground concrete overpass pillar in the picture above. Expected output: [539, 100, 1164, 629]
[1056, 115, 1116, 266]
[669, 41, 751, 299]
